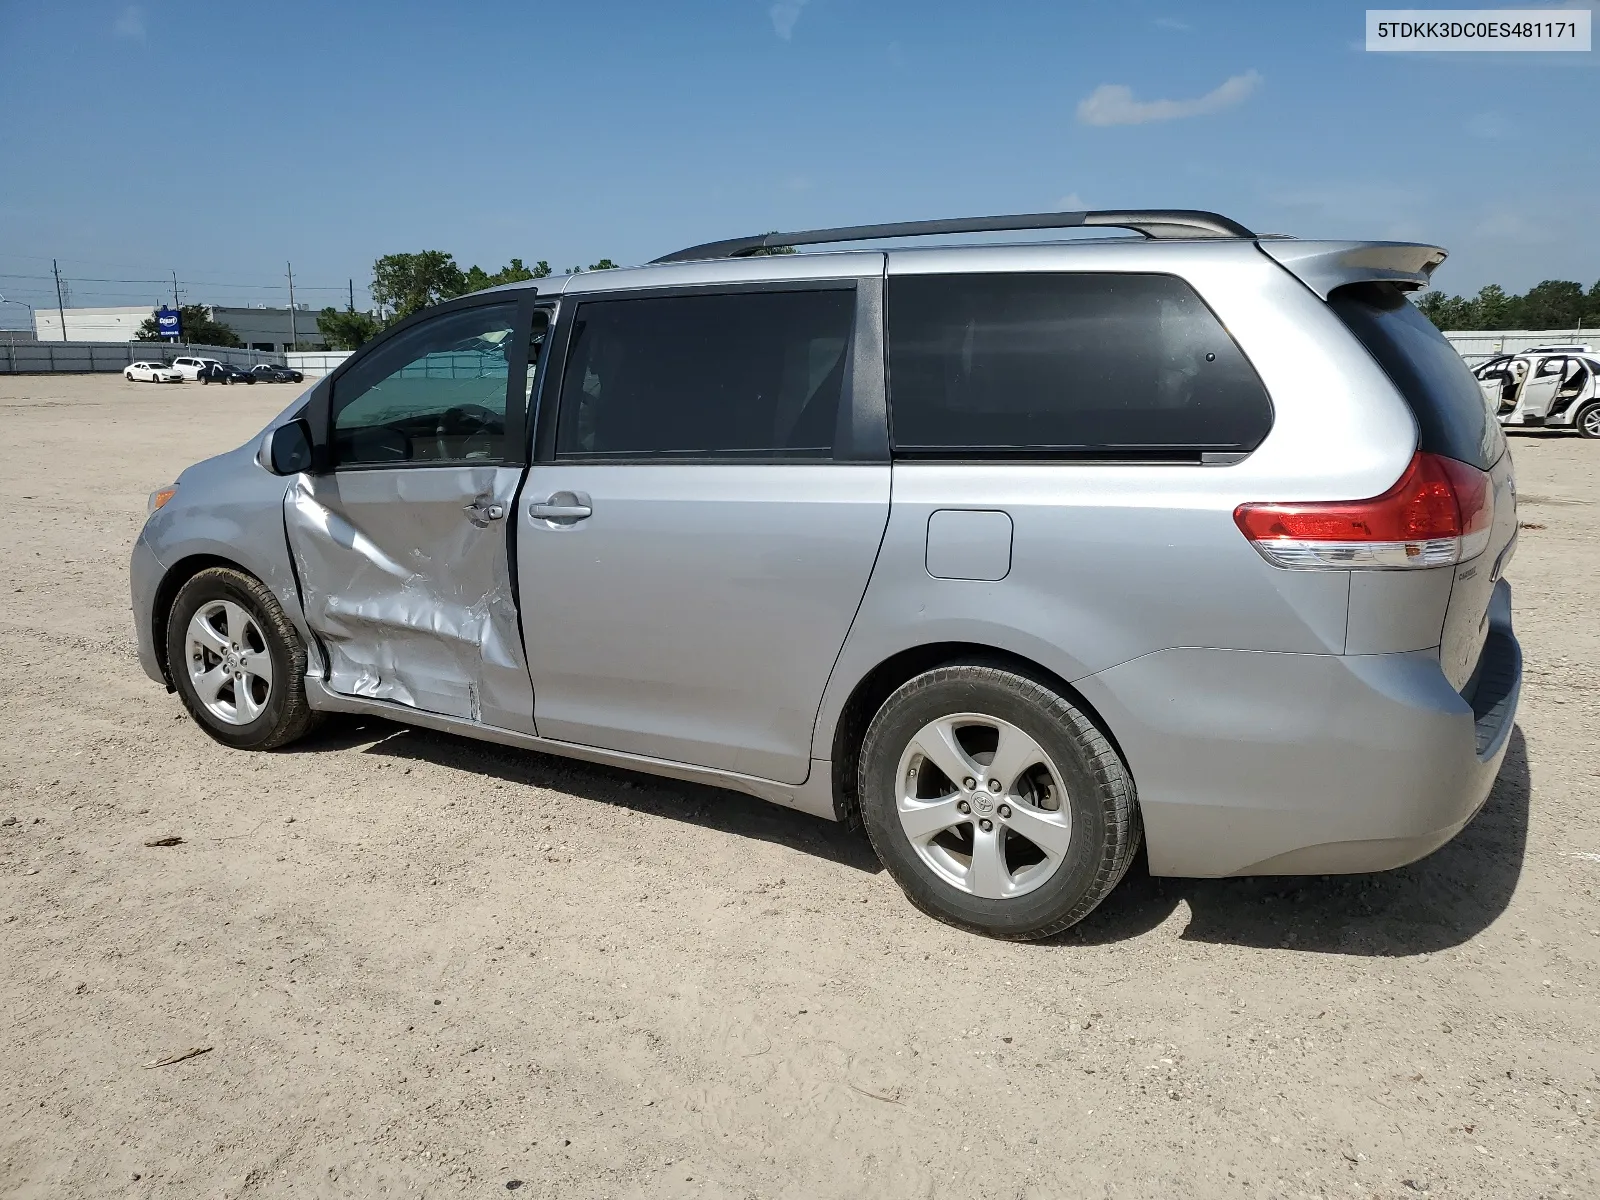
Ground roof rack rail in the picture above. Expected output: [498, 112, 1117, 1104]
[652, 209, 1257, 263]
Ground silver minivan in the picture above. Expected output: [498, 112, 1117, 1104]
[130, 210, 1521, 938]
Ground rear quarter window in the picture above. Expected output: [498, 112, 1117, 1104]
[884, 272, 1273, 458]
[1328, 282, 1505, 470]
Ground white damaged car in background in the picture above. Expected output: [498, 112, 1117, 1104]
[1474, 345, 1600, 438]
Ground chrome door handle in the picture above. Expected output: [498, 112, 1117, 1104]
[528, 501, 592, 520]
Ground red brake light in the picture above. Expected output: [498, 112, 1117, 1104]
[1235, 452, 1494, 570]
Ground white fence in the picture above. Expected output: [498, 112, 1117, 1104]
[0, 341, 353, 377]
[286, 350, 353, 376]
[0, 339, 285, 375]
[1444, 329, 1594, 365]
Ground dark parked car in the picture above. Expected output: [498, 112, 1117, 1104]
[249, 364, 303, 383]
[198, 361, 255, 385]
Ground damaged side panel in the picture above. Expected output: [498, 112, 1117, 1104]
[285, 465, 535, 732]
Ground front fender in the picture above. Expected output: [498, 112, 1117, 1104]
[136, 442, 319, 678]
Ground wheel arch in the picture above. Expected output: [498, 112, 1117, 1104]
[150, 554, 255, 687]
[823, 641, 1133, 824]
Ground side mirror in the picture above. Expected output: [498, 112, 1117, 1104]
[265, 418, 314, 475]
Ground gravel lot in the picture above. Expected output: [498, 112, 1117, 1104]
[1, 373, 1597, 1200]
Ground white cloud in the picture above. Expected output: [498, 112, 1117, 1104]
[1058, 192, 1088, 211]
[1466, 111, 1513, 139]
[113, 4, 146, 41]
[770, 0, 808, 40]
[1153, 17, 1191, 31]
[1263, 180, 1430, 242]
[1471, 209, 1556, 245]
[1077, 70, 1262, 127]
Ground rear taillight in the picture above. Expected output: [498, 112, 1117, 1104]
[1235, 452, 1493, 570]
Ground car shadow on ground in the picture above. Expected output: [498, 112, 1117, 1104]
[1065, 726, 1532, 956]
[287, 715, 884, 875]
[285, 718, 1531, 950]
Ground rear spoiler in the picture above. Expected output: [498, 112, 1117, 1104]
[1255, 240, 1447, 300]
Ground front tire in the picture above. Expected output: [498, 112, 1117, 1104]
[165, 567, 317, 750]
[1575, 401, 1600, 440]
[857, 664, 1141, 939]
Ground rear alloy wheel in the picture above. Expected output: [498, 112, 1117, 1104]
[858, 664, 1141, 939]
[165, 567, 317, 750]
[1575, 402, 1600, 440]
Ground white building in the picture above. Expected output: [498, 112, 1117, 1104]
[33, 306, 149, 341]
[34, 304, 328, 351]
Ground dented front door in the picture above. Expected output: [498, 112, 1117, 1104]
[284, 297, 538, 732]
[287, 467, 531, 728]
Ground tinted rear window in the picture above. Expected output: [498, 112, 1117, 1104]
[885, 272, 1273, 458]
[1328, 282, 1505, 470]
[555, 288, 854, 460]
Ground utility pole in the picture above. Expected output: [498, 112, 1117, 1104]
[171, 271, 181, 346]
[286, 261, 297, 351]
[52, 259, 67, 341]
[348, 278, 355, 312]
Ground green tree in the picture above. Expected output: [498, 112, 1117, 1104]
[371, 251, 467, 321]
[1519, 279, 1585, 330]
[1413, 280, 1596, 333]
[1473, 283, 1515, 330]
[462, 258, 552, 293]
[1413, 290, 1475, 329]
[747, 233, 797, 256]
[316, 307, 381, 350]
[134, 304, 243, 347]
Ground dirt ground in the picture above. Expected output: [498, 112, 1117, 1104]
[1, 373, 1596, 1200]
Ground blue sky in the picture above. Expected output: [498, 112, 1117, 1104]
[1, 1, 1595, 328]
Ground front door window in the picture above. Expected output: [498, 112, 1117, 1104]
[331, 303, 518, 465]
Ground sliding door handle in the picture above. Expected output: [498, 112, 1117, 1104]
[529, 492, 592, 522]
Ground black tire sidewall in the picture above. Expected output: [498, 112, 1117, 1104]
[1575, 402, 1600, 439]
[859, 671, 1120, 938]
[166, 571, 300, 750]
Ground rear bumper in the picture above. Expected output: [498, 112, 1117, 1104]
[1076, 580, 1520, 878]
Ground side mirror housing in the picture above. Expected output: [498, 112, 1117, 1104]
[265, 418, 314, 475]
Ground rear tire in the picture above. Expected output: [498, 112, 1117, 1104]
[1575, 401, 1600, 440]
[165, 567, 318, 751]
[857, 664, 1141, 939]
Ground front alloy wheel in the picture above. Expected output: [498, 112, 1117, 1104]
[165, 566, 317, 750]
[184, 599, 274, 725]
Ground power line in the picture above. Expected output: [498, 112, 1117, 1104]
[0, 271, 351, 291]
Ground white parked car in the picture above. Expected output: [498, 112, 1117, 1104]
[1474, 349, 1600, 438]
[126, 361, 183, 383]
[171, 355, 223, 381]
